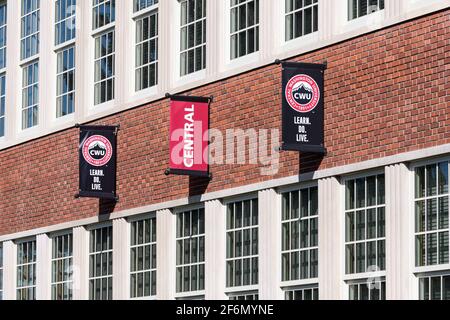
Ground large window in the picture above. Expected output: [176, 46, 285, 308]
[17, 240, 37, 300]
[349, 280, 386, 300]
[285, 0, 318, 41]
[130, 217, 157, 298]
[94, 31, 115, 105]
[93, 0, 115, 30]
[176, 208, 205, 294]
[56, 46, 75, 117]
[226, 198, 259, 293]
[21, 0, 40, 60]
[345, 174, 386, 275]
[51, 233, 73, 300]
[348, 0, 384, 20]
[0, 243, 3, 300]
[415, 162, 449, 267]
[22, 62, 39, 129]
[419, 274, 450, 300]
[282, 187, 318, 283]
[230, 0, 259, 60]
[229, 292, 258, 300]
[55, 0, 76, 45]
[0, 74, 5, 137]
[285, 286, 318, 300]
[0, 1, 6, 69]
[180, 0, 206, 76]
[89, 226, 113, 300]
[134, 0, 158, 12]
[135, 10, 158, 91]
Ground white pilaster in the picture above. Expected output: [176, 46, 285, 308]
[318, 177, 345, 300]
[156, 209, 176, 300]
[258, 189, 283, 300]
[3, 240, 16, 300]
[36, 234, 51, 300]
[72, 226, 89, 300]
[204, 199, 227, 300]
[385, 163, 415, 300]
[112, 218, 129, 300]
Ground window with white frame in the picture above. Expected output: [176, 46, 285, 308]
[282, 187, 319, 285]
[349, 279, 386, 300]
[89, 226, 113, 300]
[130, 217, 157, 298]
[230, 0, 259, 60]
[285, 286, 319, 300]
[415, 162, 449, 267]
[134, 0, 158, 12]
[0, 243, 3, 300]
[51, 233, 73, 300]
[16, 239, 37, 300]
[22, 62, 39, 129]
[226, 198, 259, 294]
[180, 0, 206, 76]
[135, 9, 158, 91]
[0, 73, 5, 137]
[345, 174, 386, 275]
[55, 0, 76, 46]
[93, 0, 115, 30]
[348, 0, 384, 20]
[0, 1, 6, 69]
[419, 274, 450, 300]
[176, 208, 205, 294]
[94, 31, 115, 105]
[56, 46, 75, 117]
[285, 0, 318, 41]
[21, 0, 40, 60]
[229, 292, 259, 300]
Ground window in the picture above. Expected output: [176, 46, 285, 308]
[226, 198, 259, 290]
[0, 74, 5, 137]
[89, 226, 113, 300]
[94, 31, 115, 105]
[56, 46, 75, 117]
[0, 243, 3, 300]
[176, 208, 205, 294]
[51, 233, 73, 300]
[349, 280, 386, 300]
[419, 274, 450, 300]
[22, 62, 39, 129]
[135, 11, 158, 91]
[130, 217, 157, 298]
[285, 286, 319, 300]
[282, 187, 319, 282]
[17, 240, 37, 300]
[180, 0, 206, 76]
[55, 0, 76, 45]
[93, 0, 115, 30]
[229, 292, 259, 300]
[134, 0, 158, 12]
[21, 0, 40, 60]
[0, 1, 6, 69]
[348, 0, 384, 20]
[415, 162, 449, 267]
[285, 0, 318, 41]
[230, 0, 259, 60]
[345, 174, 386, 275]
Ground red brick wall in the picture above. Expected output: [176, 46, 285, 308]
[0, 10, 448, 236]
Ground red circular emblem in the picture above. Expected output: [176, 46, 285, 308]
[285, 74, 321, 113]
[82, 135, 113, 167]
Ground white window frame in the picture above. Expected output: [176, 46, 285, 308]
[417, 271, 450, 300]
[0, 73, 5, 138]
[284, 0, 319, 42]
[15, 237, 37, 300]
[50, 230, 73, 300]
[0, 0, 7, 72]
[55, 45, 76, 118]
[93, 29, 115, 107]
[173, 204, 206, 299]
[20, 0, 40, 62]
[20, 60, 39, 131]
[228, 291, 259, 300]
[347, 0, 385, 21]
[128, 213, 157, 300]
[335, 0, 385, 36]
[348, 277, 386, 300]
[54, 0, 76, 46]
[92, 0, 115, 31]
[283, 284, 319, 300]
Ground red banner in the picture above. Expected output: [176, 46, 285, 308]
[168, 96, 210, 177]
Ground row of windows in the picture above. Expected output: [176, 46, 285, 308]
[0, 0, 387, 136]
[2, 161, 446, 300]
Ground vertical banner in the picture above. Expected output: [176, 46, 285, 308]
[282, 62, 327, 154]
[77, 125, 119, 200]
[167, 95, 210, 178]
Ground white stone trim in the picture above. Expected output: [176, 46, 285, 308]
[72, 226, 89, 300]
[2, 240, 16, 300]
[156, 209, 175, 300]
[36, 233, 51, 300]
[112, 218, 129, 300]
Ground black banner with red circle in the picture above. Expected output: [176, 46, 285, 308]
[77, 125, 119, 200]
[281, 61, 327, 154]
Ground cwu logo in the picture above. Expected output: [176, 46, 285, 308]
[89, 142, 107, 160]
[285, 74, 320, 113]
[292, 82, 313, 106]
[82, 135, 113, 167]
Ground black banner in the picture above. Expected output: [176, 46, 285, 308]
[77, 125, 118, 200]
[281, 62, 327, 154]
